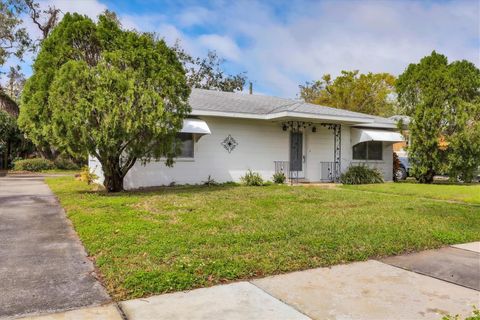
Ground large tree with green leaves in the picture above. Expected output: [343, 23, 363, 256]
[396, 51, 480, 183]
[299, 71, 396, 116]
[0, 109, 17, 167]
[0, 0, 31, 66]
[19, 12, 190, 191]
[0, 109, 31, 168]
[173, 42, 247, 92]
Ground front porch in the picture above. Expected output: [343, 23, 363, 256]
[273, 120, 344, 183]
[272, 120, 402, 183]
[274, 160, 341, 183]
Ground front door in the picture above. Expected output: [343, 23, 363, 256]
[290, 132, 303, 178]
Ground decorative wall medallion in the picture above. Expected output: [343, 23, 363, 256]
[221, 134, 238, 153]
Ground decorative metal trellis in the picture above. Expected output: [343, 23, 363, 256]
[321, 123, 342, 182]
[221, 134, 238, 153]
[281, 121, 313, 132]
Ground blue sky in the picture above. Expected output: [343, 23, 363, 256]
[10, 0, 480, 98]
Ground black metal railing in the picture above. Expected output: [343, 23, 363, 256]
[319, 161, 340, 182]
[274, 160, 301, 184]
[274, 160, 289, 173]
[274, 160, 289, 179]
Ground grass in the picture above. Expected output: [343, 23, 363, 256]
[342, 183, 480, 204]
[46, 177, 480, 300]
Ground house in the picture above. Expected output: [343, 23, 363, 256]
[89, 89, 404, 189]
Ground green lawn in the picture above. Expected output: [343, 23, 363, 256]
[46, 177, 480, 300]
[342, 183, 480, 204]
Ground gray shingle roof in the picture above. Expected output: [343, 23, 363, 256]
[189, 89, 397, 127]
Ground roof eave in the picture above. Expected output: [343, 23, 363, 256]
[191, 109, 375, 124]
[267, 111, 374, 124]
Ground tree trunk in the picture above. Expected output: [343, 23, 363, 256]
[102, 156, 125, 192]
[99, 154, 137, 193]
[418, 168, 435, 183]
[6, 140, 11, 169]
[103, 169, 124, 192]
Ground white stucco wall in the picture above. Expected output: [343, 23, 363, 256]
[88, 119, 395, 189]
[304, 126, 334, 181]
[122, 117, 289, 189]
[88, 155, 104, 182]
[349, 140, 394, 181]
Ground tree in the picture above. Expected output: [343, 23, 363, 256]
[5, 65, 24, 100]
[299, 71, 397, 117]
[0, 0, 30, 115]
[396, 51, 480, 183]
[24, 0, 60, 40]
[0, 110, 17, 151]
[19, 12, 190, 192]
[0, 109, 20, 168]
[0, 0, 31, 66]
[0, 0, 58, 118]
[173, 42, 246, 92]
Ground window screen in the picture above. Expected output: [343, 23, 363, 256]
[352, 141, 382, 160]
[367, 141, 383, 160]
[177, 133, 194, 158]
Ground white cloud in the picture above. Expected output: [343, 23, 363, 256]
[193, 0, 479, 97]
[45, 0, 107, 19]
[176, 7, 213, 27]
[197, 34, 241, 62]
[5, 0, 478, 98]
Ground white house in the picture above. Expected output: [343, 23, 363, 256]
[89, 89, 404, 189]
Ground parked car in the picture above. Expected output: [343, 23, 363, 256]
[395, 156, 410, 181]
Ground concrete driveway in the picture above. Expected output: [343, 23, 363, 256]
[0, 176, 110, 319]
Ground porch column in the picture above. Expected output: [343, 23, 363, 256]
[321, 124, 342, 182]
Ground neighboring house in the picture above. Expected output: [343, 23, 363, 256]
[90, 89, 404, 189]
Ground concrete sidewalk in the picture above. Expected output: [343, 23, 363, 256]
[14, 242, 479, 320]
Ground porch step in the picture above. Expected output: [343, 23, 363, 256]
[288, 178, 310, 184]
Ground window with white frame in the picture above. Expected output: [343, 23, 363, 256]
[177, 133, 194, 158]
[352, 141, 383, 160]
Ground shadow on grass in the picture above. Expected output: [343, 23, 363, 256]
[76, 182, 254, 198]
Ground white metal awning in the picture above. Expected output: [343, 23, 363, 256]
[181, 119, 211, 141]
[351, 128, 404, 145]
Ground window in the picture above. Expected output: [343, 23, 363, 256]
[353, 141, 383, 160]
[177, 133, 194, 158]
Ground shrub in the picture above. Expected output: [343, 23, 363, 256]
[340, 165, 384, 185]
[78, 166, 98, 185]
[14, 158, 55, 171]
[272, 172, 286, 184]
[240, 170, 264, 186]
[54, 157, 80, 170]
[203, 175, 218, 186]
[393, 152, 401, 182]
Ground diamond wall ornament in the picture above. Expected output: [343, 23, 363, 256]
[221, 134, 238, 153]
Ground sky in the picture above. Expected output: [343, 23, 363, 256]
[8, 0, 480, 98]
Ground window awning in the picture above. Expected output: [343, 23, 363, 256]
[351, 128, 404, 145]
[181, 119, 211, 141]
